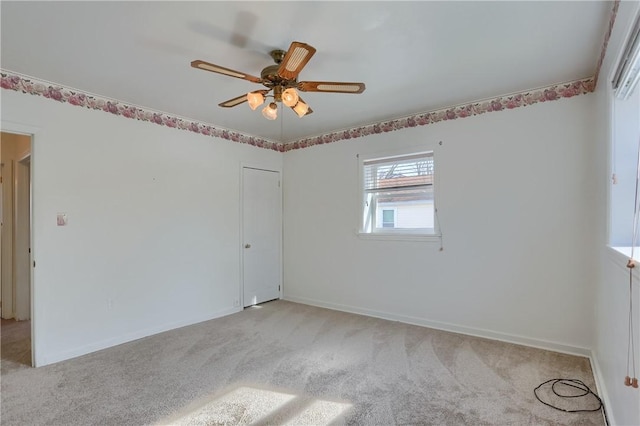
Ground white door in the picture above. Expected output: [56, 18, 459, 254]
[242, 167, 281, 307]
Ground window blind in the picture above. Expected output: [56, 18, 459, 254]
[363, 152, 433, 193]
[612, 11, 640, 99]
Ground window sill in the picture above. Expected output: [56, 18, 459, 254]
[356, 232, 442, 242]
[607, 246, 640, 265]
[606, 246, 640, 283]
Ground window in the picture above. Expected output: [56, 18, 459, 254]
[610, 9, 640, 251]
[612, 10, 640, 101]
[360, 150, 436, 236]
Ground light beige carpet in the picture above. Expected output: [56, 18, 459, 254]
[0, 318, 31, 375]
[1, 300, 604, 425]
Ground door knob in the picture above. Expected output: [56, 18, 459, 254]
[245, 243, 251, 249]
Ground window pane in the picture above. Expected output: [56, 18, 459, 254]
[364, 154, 433, 192]
[361, 150, 436, 235]
[374, 188, 434, 230]
[382, 209, 395, 228]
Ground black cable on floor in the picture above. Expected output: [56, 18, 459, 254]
[534, 378, 608, 426]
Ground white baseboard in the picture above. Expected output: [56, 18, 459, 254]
[589, 353, 615, 426]
[283, 295, 591, 358]
[40, 306, 242, 366]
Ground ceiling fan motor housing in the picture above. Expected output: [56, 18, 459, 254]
[260, 64, 297, 90]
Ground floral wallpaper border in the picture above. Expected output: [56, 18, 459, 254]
[0, 1, 620, 153]
[2, 70, 595, 154]
[283, 78, 595, 152]
[284, 0, 619, 152]
[593, 0, 620, 88]
[0, 71, 284, 152]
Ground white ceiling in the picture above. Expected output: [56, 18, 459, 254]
[1, 1, 611, 143]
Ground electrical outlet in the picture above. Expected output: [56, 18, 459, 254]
[107, 299, 114, 310]
[233, 299, 240, 307]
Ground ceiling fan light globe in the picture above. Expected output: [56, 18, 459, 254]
[293, 101, 309, 118]
[262, 102, 278, 120]
[282, 88, 299, 107]
[247, 92, 265, 110]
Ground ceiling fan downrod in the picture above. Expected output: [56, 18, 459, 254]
[269, 49, 286, 64]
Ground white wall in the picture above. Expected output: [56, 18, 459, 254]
[1, 89, 282, 366]
[284, 94, 597, 353]
[593, 2, 640, 425]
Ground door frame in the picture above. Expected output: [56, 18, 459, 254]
[1, 120, 38, 367]
[239, 163, 283, 309]
[1, 155, 14, 319]
[14, 153, 30, 321]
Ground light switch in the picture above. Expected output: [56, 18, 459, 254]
[57, 213, 68, 226]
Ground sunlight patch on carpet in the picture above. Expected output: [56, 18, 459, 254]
[160, 384, 352, 425]
[283, 399, 352, 425]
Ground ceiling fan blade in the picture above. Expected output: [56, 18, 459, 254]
[218, 89, 269, 108]
[277, 41, 316, 80]
[218, 94, 249, 108]
[191, 60, 262, 83]
[298, 81, 366, 94]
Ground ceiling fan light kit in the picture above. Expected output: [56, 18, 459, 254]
[191, 41, 366, 120]
[281, 88, 299, 107]
[292, 100, 310, 118]
[247, 91, 265, 110]
[262, 102, 278, 120]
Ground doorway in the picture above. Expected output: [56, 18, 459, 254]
[0, 131, 32, 368]
[241, 166, 282, 307]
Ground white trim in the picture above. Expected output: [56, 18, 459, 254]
[356, 232, 441, 242]
[589, 353, 615, 426]
[0, 121, 41, 137]
[40, 306, 242, 366]
[14, 154, 30, 322]
[283, 295, 592, 358]
[606, 245, 640, 282]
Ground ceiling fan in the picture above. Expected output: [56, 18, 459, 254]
[191, 41, 366, 120]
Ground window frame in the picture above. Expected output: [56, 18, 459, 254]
[608, 6, 640, 258]
[357, 147, 440, 241]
